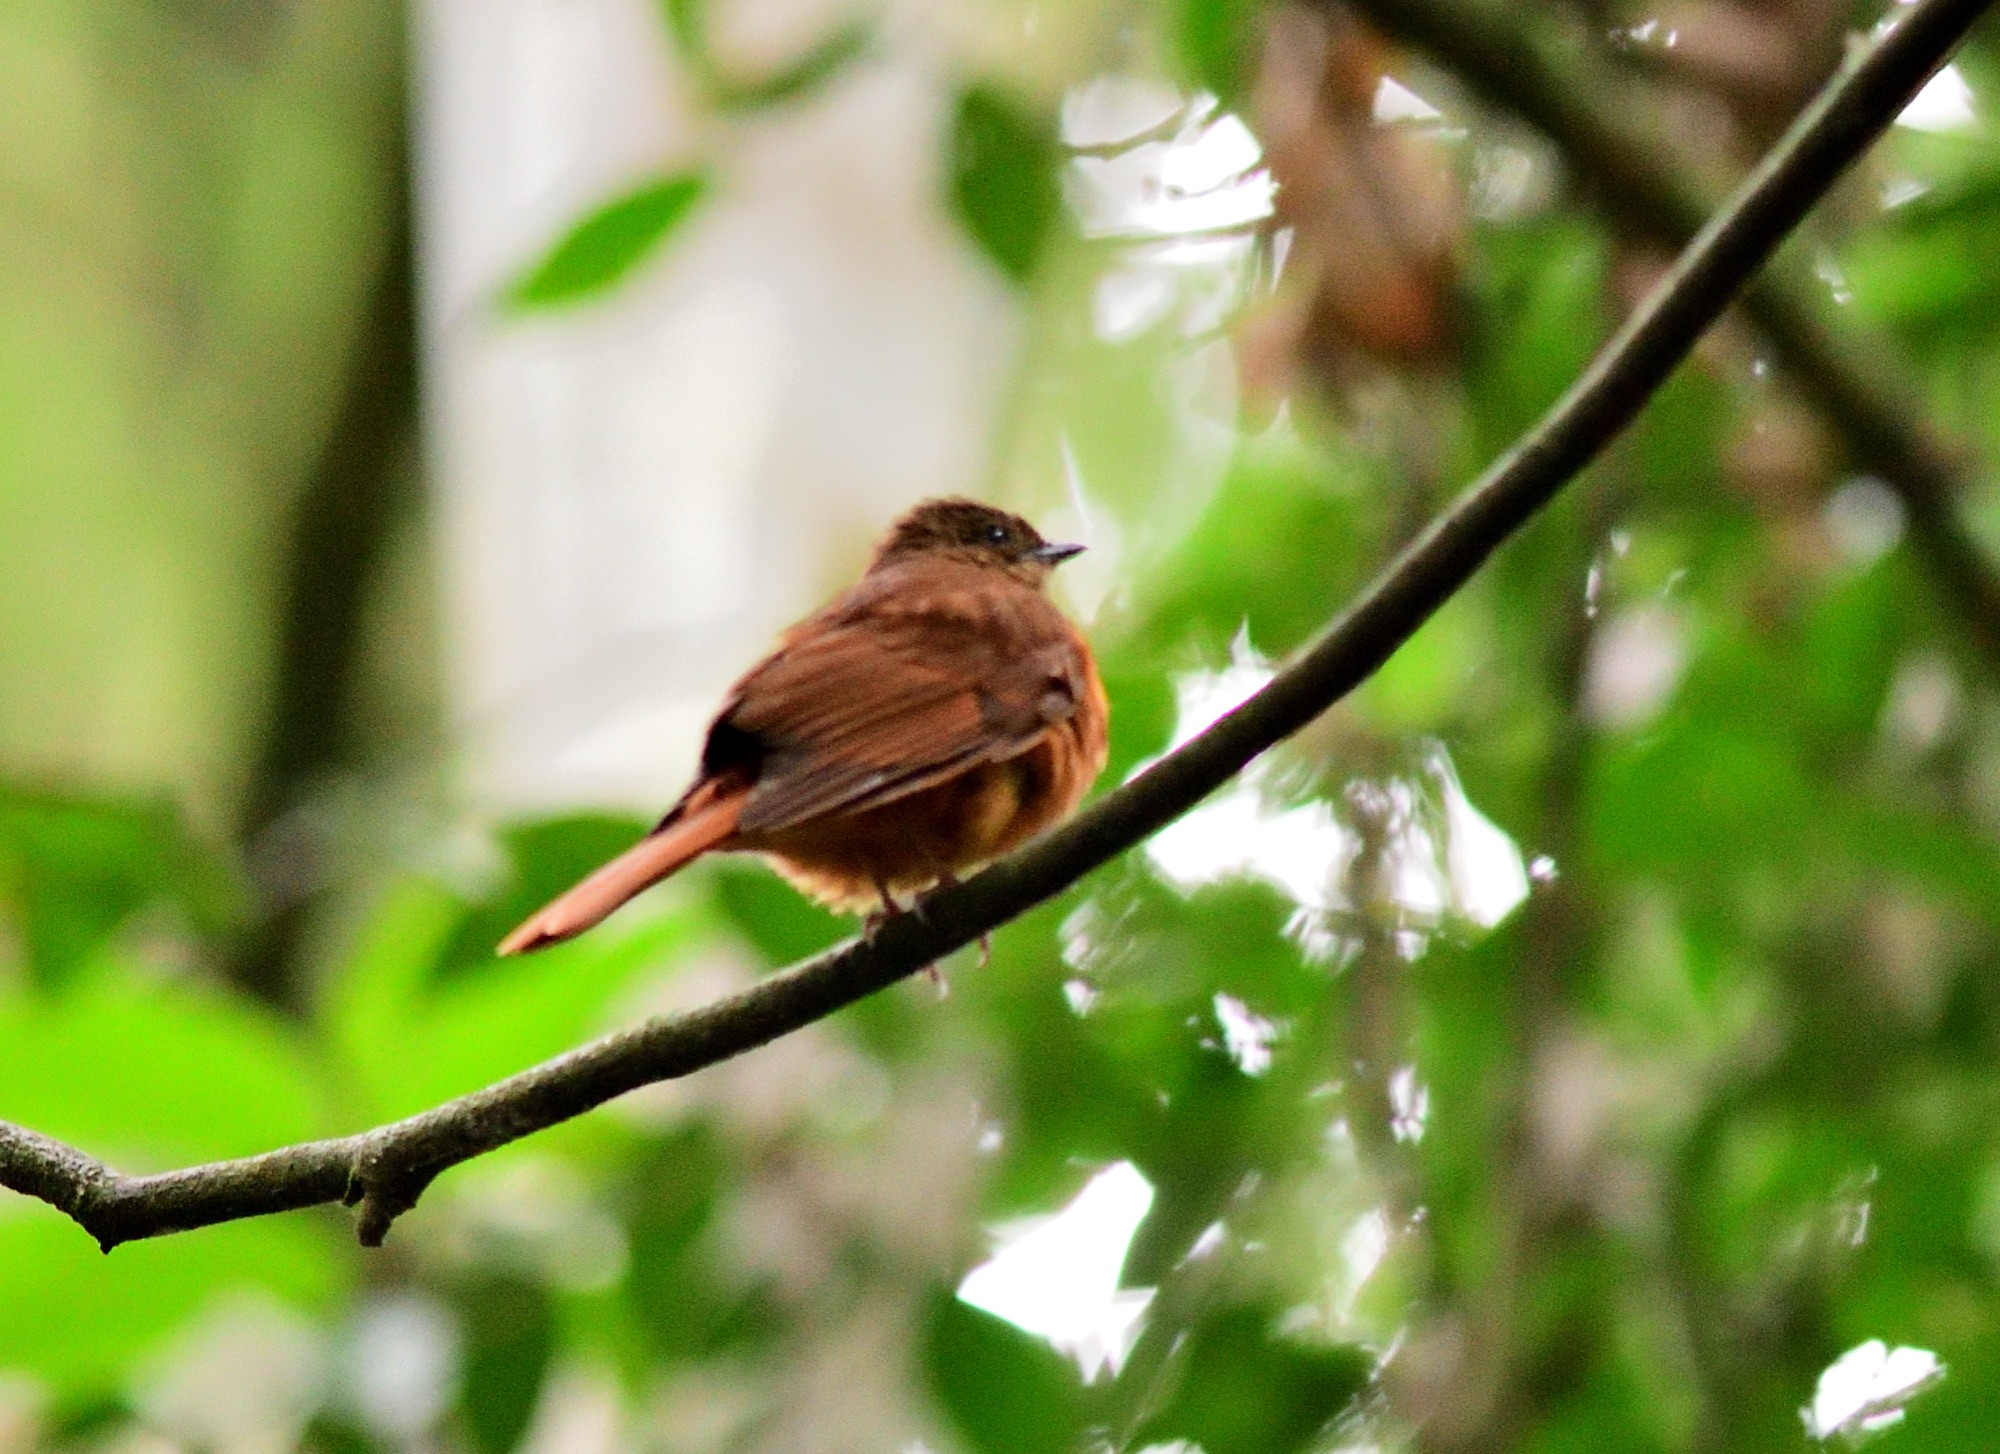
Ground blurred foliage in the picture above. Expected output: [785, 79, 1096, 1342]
[1174, 0, 1265, 104]
[0, 0, 406, 823]
[511, 0, 885, 313]
[1135, 1305, 1371, 1454]
[507, 173, 713, 311]
[1844, 157, 2000, 343]
[659, 0, 874, 113]
[0, 790, 242, 990]
[926, 1297, 1089, 1454]
[7, 2, 2000, 1454]
[948, 84, 1063, 284]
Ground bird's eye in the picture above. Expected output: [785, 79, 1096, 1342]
[985, 523, 1011, 545]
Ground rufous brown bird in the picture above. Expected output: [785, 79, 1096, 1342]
[497, 498, 1109, 956]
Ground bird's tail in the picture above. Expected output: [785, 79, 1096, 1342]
[496, 785, 743, 955]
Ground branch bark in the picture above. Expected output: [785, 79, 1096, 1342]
[1338, 0, 2000, 666]
[1, 0, 1990, 1252]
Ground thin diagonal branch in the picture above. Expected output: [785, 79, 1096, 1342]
[1339, 0, 2000, 665]
[1, 0, 1989, 1252]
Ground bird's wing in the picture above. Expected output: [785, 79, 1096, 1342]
[722, 570, 1091, 835]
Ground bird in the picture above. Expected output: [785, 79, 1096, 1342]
[497, 497, 1109, 956]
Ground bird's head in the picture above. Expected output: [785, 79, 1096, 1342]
[869, 497, 1085, 586]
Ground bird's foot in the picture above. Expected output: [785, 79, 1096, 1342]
[903, 866, 963, 929]
[864, 880, 905, 943]
[928, 871, 989, 969]
[874, 874, 970, 996]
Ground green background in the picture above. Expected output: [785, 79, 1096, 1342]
[5, 1, 2000, 1451]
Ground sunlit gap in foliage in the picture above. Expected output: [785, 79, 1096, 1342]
[1308, 1120, 1407, 1338]
[1824, 476, 1907, 565]
[1613, 12, 1981, 135]
[1883, 650, 1965, 757]
[1131, 632, 1529, 965]
[1061, 78, 1276, 348]
[1043, 435, 1121, 627]
[1802, 1339, 1946, 1440]
[1388, 1064, 1429, 1143]
[1894, 61, 1978, 131]
[954, 1161, 1157, 1383]
[134, 1294, 329, 1454]
[1212, 991, 1280, 1075]
[1371, 76, 1444, 126]
[341, 1293, 461, 1442]
[1584, 604, 1687, 729]
[1336, 1207, 1392, 1324]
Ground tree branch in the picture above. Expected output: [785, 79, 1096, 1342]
[1, 0, 1989, 1252]
[1338, 0, 2000, 665]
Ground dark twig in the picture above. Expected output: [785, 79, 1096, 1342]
[1338, 0, 2000, 666]
[0, 0, 1988, 1251]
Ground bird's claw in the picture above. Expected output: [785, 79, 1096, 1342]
[874, 872, 980, 995]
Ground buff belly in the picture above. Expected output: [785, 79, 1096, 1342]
[739, 729, 1094, 913]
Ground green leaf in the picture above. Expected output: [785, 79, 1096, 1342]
[0, 964, 327, 1167]
[1175, 0, 1263, 103]
[322, 876, 466, 1118]
[707, 21, 872, 111]
[658, 0, 871, 113]
[0, 1214, 344, 1401]
[924, 1294, 1088, 1454]
[0, 789, 241, 988]
[324, 871, 710, 1128]
[1356, 585, 1489, 734]
[1845, 226, 2000, 339]
[437, 816, 653, 983]
[0, 961, 345, 1396]
[1629, 366, 1729, 509]
[506, 171, 711, 310]
[624, 1124, 779, 1359]
[1842, 165, 2000, 342]
[453, 1274, 556, 1454]
[947, 85, 1060, 284]
[1135, 1305, 1371, 1454]
[658, 0, 702, 57]
[1130, 432, 1375, 662]
[1465, 218, 1609, 457]
[710, 858, 846, 966]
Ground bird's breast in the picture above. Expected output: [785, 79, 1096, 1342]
[750, 709, 1106, 912]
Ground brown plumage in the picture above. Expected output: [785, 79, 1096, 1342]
[497, 498, 1109, 956]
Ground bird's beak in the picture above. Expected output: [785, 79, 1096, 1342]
[1027, 541, 1086, 565]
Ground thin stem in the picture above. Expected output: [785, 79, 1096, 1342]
[1340, 0, 2000, 666]
[0, 0, 1989, 1252]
